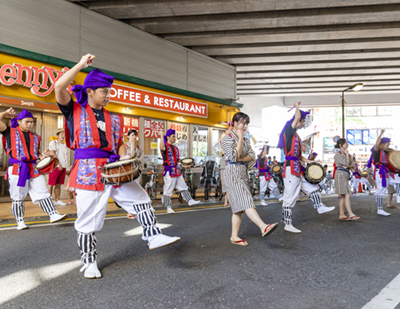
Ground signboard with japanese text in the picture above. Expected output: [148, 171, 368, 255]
[122, 117, 139, 135]
[144, 118, 165, 139]
[362, 129, 370, 144]
[193, 126, 208, 143]
[169, 122, 188, 142]
[110, 84, 208, 118]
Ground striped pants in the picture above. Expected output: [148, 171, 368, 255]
[282, 167, 322, 225]
[75, 181, 162, 263]
[8, 167, 58, 222]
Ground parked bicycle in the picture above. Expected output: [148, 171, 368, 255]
[200, 156, 216, 200]
[214, 167, 224, 201]
[144, 167, 158, 199]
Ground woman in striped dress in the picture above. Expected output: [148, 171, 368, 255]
[333, 138, 359, 221]
[221, 112, 278, 246]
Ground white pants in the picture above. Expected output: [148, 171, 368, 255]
[8, 166, 51, 203]
[163, 173, 188, 196]
[75, 180, 152, 238]
[389, 174, 400, 185]
[352, 177, 371, 191]
[283, 166, 319, 208]
[375, 169, 389, 196]
[259, 177, 278, 194]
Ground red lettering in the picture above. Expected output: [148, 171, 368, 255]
[13, 63, 33, 87]
[0, 64, 17, 86]
[31, 66, 66, 97]
[31, 66, 49, 90]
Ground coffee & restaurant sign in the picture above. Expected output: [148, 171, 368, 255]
[109, 84, 207, 118]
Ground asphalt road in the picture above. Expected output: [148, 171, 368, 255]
[0, 194, 400, 309]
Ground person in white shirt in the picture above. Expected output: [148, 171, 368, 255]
[48, 128, 69, 206]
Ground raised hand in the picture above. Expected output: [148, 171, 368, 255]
[5, 108, 15, 117]
[78, 54, 95, 69]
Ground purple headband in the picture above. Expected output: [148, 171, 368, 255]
[277, 110, 310, 148]
[259, 145, 270, 154]
[366, 138, 391, 168]
[71, 69, 114, 107]
[164, 129, 176, 143]
[11, 109, 33, 128]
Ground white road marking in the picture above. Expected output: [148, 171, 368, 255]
[362, 273, 400, 309]
[124, 223, 172, 236]
[0, 260, 81, 305]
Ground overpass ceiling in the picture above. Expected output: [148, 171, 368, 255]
[68, 0, 400, 97]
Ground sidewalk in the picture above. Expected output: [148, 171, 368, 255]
[0, 192, 335, 225]
[0, 195, 226, 223]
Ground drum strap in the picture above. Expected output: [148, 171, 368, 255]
[8, 157, 36, 187]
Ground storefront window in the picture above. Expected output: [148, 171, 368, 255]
[212, 128, 225, 164]
[346, 107, 361, 117]
[377, 106, 392, 116]
[168, 122, 188, 159]
[192, 126, 208, 164]
[361, 107, 376, 116]
[143, 118, 164, 167]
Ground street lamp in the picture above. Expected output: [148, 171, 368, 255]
[341, 83, 364, 137]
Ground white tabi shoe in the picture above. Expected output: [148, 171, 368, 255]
[317, 205, 335, 214]
[80, 261, 102, 279]
[54, 200, 67, 206]
[278, 196, 283, 202]
[50, 213, 68, 223]
[17, 221, 28, 230]
[284, 224, 302, 233]
[260, 200, 268, 206]
[377, 210, 391, 217]
[397, 196, 400, 204]
[188, 199, 201, 206]
[166, 207, 175, 214]
[148, 234, 181, 250]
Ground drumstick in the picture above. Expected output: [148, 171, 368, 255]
[287, 102, 301, 112]
[87, 55, 95, 65]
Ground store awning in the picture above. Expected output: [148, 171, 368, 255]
[301, 131, 318, 141]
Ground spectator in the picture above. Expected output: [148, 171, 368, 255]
[48, 128, 69, 206]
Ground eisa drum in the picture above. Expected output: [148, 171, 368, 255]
[360, 171, 368, 178]
[100, 159, 141, 185]
[304, 162, 326, 184]
[271, 165, 282, 174]
[36, 157, 59, 175]
[180, 157, 195, 169]
[388, 150, 400, 173]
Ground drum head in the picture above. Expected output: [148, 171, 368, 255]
[389, 151, 400, 170]
[104, 159, 135, 168]
[272, 165, 281, 172]
[308, 164, 324, 180]
[36, 157, 52, 169]
[181, 157, 194, 164]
